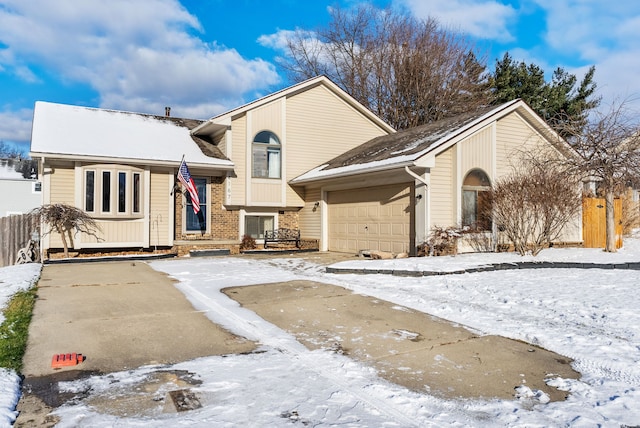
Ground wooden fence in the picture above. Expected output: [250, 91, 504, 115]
[582, 198, 622, 249]
[0, 213, 40, 267]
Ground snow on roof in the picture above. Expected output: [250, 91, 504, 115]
[30, 101, 233, 167]
[0, 159, 24, 179]
[292, 100, 524, 183]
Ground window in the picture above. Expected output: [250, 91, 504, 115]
[252, 131, 281, 178]
[83, 166, 143, 217]
[85, 171, 95, 211]
[133, 173, 141, 213]
[118, 172, 126, 213]
[462, 169, 491, 230]
[245, 215, 274, 239]
[185, 177, 208, 232]
[102, 171, 111, 213]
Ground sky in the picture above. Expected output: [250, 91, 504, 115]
[0, 0, 639, 156]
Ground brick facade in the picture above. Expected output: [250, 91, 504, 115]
[174, 176, 241, 255]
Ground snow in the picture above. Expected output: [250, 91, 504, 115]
[0, 161, 24, 180]
[2, 242, 640, 426]
[0, 263, 41, 426]
[29, 101, 234, 167]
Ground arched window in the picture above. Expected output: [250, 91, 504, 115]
[252, 131, 281, 178]
[462, 169, 491, 230]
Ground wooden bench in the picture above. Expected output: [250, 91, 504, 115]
[264, 228, 301, 249]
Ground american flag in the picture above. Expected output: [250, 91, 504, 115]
[177, 159, 200, 214]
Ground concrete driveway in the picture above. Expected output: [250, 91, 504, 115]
[16, 261, 256, 426]
[15, 254, 580, 425]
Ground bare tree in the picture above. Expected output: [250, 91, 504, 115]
[30, 204, 101, 258]
[279, 4, 491, 130]
[489, 161, 582, 256]
[555, 100, 640, 252]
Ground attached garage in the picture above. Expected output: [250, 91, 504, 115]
[327, 183, 412, 254]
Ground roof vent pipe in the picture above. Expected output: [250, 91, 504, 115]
[165, 107, 171, 117]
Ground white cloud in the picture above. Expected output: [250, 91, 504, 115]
[396, 0, 516, 41]
[0, 108, 33, 142]
[521, 1, 640, 109]
[0, 0, 281, 119]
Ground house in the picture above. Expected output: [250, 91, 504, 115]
[0, 158, 41, 217]
[30, 75, 581, 259]
[29, 76, 394, 258]
[290, 98, 582, 255]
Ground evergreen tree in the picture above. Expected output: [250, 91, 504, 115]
[490, 53, 600, 135]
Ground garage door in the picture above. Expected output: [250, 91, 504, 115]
[328, 184, 411, 254]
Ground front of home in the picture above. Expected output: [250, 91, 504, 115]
[29, 76, 394, 258]
[30, 76, 581, 259]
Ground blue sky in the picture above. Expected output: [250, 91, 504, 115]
[1, 0, 639, 155]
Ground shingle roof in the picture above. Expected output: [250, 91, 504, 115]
[291, 100, 533, 183]
[321, 105, 497, 170]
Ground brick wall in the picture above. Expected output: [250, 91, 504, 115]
[174, 176, 239, 241]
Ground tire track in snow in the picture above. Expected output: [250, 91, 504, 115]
[175, 278, 428, 427]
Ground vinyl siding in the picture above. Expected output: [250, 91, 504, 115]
[429, 147, 455, 228]
[495, 112, 545, 177]
[149, 170, 171, 246]
[285, 85, 391, 206]
[299, 187, 321, 239]
[47, 165, 75, 248]
[228, 115, 247, 206]
[459, 125, 493, 180]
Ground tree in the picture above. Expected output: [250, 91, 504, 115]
[553, 100, 640, 252]
[490, 53, 600, 136]
[0, 141, 21, 159]
[279, 4, 491, 130]
[488, 160, 582, 256]
[30, 204, 101, 258]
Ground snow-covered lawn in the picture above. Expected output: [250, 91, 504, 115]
[2, 241, 640, 426]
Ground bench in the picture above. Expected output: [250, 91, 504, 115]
[264, 228, 301, 249]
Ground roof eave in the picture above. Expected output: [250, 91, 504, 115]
[291, 160, 415, 185]
[29, 152, 235, 170]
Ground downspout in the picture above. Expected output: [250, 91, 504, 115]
[404, 165, 428, 186]
[405, 166, 428, 257]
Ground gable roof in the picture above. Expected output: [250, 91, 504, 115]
[30, 101, 233, 169]
[192, 75, 395, 135]
[291, 99, 561, 184]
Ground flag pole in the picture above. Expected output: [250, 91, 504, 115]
[170, 154, 186, 196]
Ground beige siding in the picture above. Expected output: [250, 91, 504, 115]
[285, 85, 390, 206]
[430, 147, 455, 228]
[251, 181, 283, 204]
[47, 165, 75, 248]
[79, 219, 145, 247]
[459, 126, 493, 180]
[299, 187, 321, 239]
[228, 115, 247, 205]
[149, 171, 172, 246]
[49, 165, 75, 205]
[495, 112, 545, 177]
[252, 100, 283, 137]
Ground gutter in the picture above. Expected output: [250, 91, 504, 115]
[28, 152, 235, 170]
[291, 160, 415, 185]
[404, 165, 428, 187]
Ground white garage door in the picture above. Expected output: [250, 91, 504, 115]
[328, 184, 411, 254]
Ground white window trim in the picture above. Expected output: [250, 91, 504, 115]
[182, 176, 210, 235]
[82, 165, 144, 219]
[240, 209, 278, 243]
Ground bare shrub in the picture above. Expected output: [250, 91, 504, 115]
[425, 225, 466, 256]
[621, 188, 640, 235]
[489, 162, 581, 256]
[240, 234, 256, 250]
[30, 204, 101, 258]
